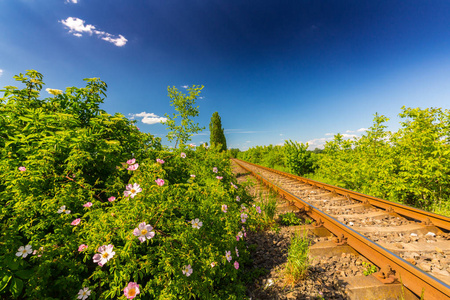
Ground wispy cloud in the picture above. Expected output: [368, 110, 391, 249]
[325, 133, 334, 136]
[0, 69, 3, 77]
[129, 112, 167, 125]
[346, 130, 354, 133]
[65, 0, 78, 3]
[357, 128, 368, 132]
[181, 85, 189, 89]
[60, 17, 128, 47]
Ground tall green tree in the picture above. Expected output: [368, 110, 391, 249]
[209, 111, 227, 151]
[163, 85, 205, 148]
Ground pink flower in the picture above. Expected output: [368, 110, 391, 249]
[18, 166, 26, 172]
[189, 143, 195, 148]
[123, 282, 140, 299]
[256, 206, 261, 214]
[210, 262, 216, 268]
[236, 196, 240, 202]
[231, 182, 238, 189]
[225, 250, 232, 262]
[108, 196, 116, 202]
[221, 204, 227, 213]
[180, 152, 186, 158]
[78, 244, 88, 252]
[216, 176, 223, 180]
[126, 158, 136, 165]
[155, 178, 165, 186]
[83, 202, 92, 208]
[156, 158, 165, 164]
[235, 247, 239, 257]
[234, 261, 239, 270]
[213, 167, 218, 173]
[133, 222, 155, 243]
[182, 264, 193, 276]
[127, 163, 139, 171]
[237, 231, 243, 241]
[71, 218, 81, 226]
[124, 183, 142, 198]
[190, 174, 196, 178]
[93, 244, 115, 266]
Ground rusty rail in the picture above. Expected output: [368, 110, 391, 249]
[233, 158, 450, 300]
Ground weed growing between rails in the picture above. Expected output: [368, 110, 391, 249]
[0, 71, 263, 299]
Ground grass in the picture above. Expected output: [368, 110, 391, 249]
[285, 229, 310, 283]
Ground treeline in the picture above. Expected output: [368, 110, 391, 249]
[235, 107, 450, 215]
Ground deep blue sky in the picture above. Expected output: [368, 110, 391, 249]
[1, 0, 449, 149]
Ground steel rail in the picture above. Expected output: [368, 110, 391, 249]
[233, 158, 450, 300]
[233, 159, 450, 232]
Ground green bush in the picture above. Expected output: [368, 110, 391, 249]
[0, 71, 259, 299]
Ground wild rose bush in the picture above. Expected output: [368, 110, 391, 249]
[0, 71, 260, 299]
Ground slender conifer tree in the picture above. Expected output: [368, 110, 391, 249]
[209, 111, 227, 151]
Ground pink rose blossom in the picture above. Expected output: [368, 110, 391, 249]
[108, 196, 116, 202]
[231, 182, 238, 189]
[18, 166, 26, 172]
[210, 262, 216, 268]
[182, 264, 193, 276]
[124, 183, 142, 198]
[235, 247, 239, 257]
[216, 176, 223, 180]
[78, 244, 88, 252]
[189, 143, 195, 148]
[225, 250, 232, 262]
[123, 282, 140, 299]
[71, 218, 81, 226]
[126, 158, 136, 165]
[234, 261, 239, 269]
[93, 244, 115, 266]
[221, 204, 227, 213]
[156, 158, 165, 164]
[133, 222, 155, 243]
[236, 196, 240, 202]
[155, 178, 165, 186]
[127, 163, 139, 171]
[190, 174, 196, 178]
[83, 202, 92, 208]
[256, 206, 262, 214]
[180, 152, 186, 158]
[213, 167, 218, 173]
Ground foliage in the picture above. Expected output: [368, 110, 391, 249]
[285, 230, 310, 282]
[228, 148, 240, 158]
[278, 212, 303, 226]
[237, 144, 287, 171]
[283, 140, 316, 176]
[163, 85, 205, 148]
[0, 71, 259, 299]
[362, 262, 377, 276]
[209, 111, 227, 151]
[315, 108, 450, 212]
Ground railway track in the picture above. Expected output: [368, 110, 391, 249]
[233, 158, 450, 300]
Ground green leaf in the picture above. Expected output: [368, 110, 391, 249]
[9, 277, 23, 297]
[14, 269, 32, 280]
[6, 258, 19, 271]
[0, 274, 12, 292]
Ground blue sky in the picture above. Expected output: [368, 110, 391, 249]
[1, 0, 449, 150]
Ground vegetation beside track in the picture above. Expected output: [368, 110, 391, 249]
[235, 108, 450, 216]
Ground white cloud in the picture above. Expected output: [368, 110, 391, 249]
[61, 17, 95, 35]
[346, 130, 355, 133]
[66, 0, 78, 3]
[0, 69, 3, 77]
[181, 85, 189, 89]
[357, 128, 368, 132]
[342, 133, 357, 139]
[325, 133, 334, 136]
[130, 112, 167, 125]
[101, 34, 127, 47]
[60, 17, 127, 47]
